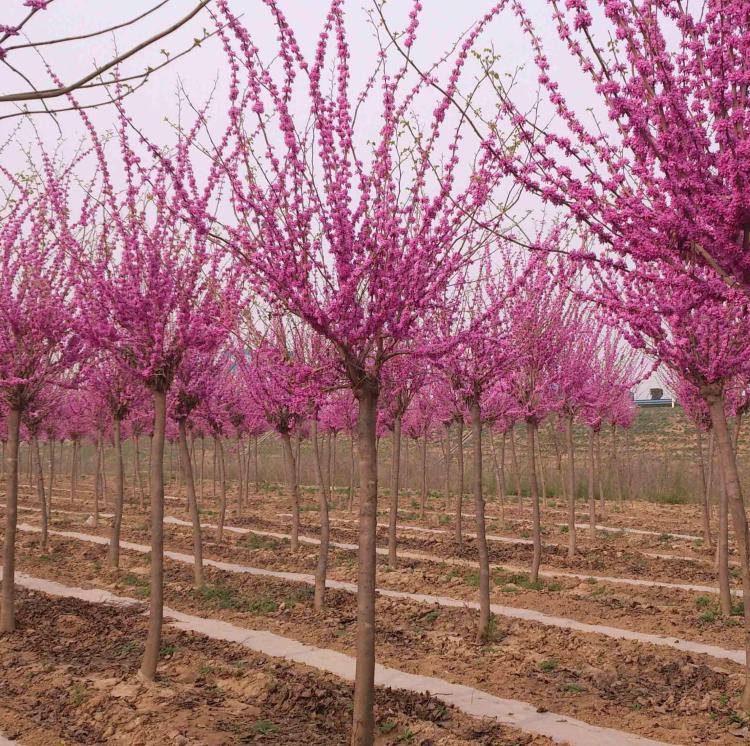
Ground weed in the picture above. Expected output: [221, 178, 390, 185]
[251, 720, 280, 735]
[695, 595, 712, 608]
[539, 659, 559, 672]
[283, 586, 314, 608]
[420, 609, 440, 624]
[465, 573, 480, 588]
[658, 532, 673, 542]
[242, 533, 280, 551]
[68, 683, 87, 706]
[562, 682, 585, 693]
[396, 728, 415, 744]
[379, 721, 398, 734]
[699, 609, 718, 624]
[159, 644, 179, 657]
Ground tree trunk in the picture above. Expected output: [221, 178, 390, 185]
[200, 436, 206, 506]
[510, 429, 522, 505]
[253, 435, 259, 493]
[134, 437, 145, 511]
[235, 435, 244, 516]
[596, 430, 605, 514]
[348, 434, 355, 512]
[280, 430, 300, 551]
[587, 428, 596, 536]
[330, 432, 337, 503]
[216, 438, 227, 543]
[469, 401, 490, 643]
[350, 382, 379, 746]
[705, 389, 750, 710]
[32, 436, 48, 552]
[140, 388, 167, 682]
[388, 416, 402, 569]
[92, 435, 101, 528]
[611, 425, 624, 504]
[527, 420, 542, 584]
[47, 439, 55, 521]
[695, 428, 714, 551]
[537, 431, 547, 507]
[717, 468, 731, 616]
[1, 407, 21, 632]
[419, 434, 428, 519]
[441, 425, 451, 514]
[565, 414, 576, 557]
[489, 430, 505, 520]
[455, 419, 464, 545]
[311, 420, 330, 611]
[107, 418, 125, 568]
[70, 438, 78, 509]
[178, 418, 203, 587]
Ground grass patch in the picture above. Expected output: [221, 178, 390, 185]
[539, 659, 559, 672]
[251, 719, 280, 735]
[282, 585, 314, 608]
[122, 573, 150, 598]
[196, 583, 279, 615]
[68, 683, 87, 706]
[652, 494, 688, 505]
[241, 533, 281, 551]
[465, 573, 480, 588]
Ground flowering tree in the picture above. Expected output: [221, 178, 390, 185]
[75, 105, 235, 681]
[0, 168, 79, 633]
[211, 1, 507, 738]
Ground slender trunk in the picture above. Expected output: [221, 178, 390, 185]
[139, 388, 167, 682]
[135, 437, 145, 511]
[311, 420, 330, 611]
[93, 435, 101, 528]
[212, 442, 217, 505]
[178, 418, 203, 587]
[527, 420, 542, 583]
[489, 431, 504, 519]
[717, 468, 731, 616]
[294, 434, 302, 486]
[537, 430, 547, 507]
[611, 425, 624, 504]
[455, 419, 464, 545]
[596, 430, 605, 513]
[235, 435, 244, 516]
[696, 428, 714, 550]
[70, 439, 78, 509]
[280, 430, 300, 551]
[330, 432, 337, 502]
[510, 429, 522, 505]
[705, 389, 750, 710]
[388, 416, 402, 568]
[351, 383, 379, 746]
[441, 425, 451, 513]
[216, 438, 227, 543]
[550, 423, 564, 502]
[566, 415, 576, 557]
[419, 434, 428, 519]
[587, 429, 596, 536]
[348, 434, 355, 512]
[1, 407, 21, 632]
[32, 436, 48, 552]
[253, 435, 259, 493]
[107, 418, 125, 568]
[47, 439, 55, 521]
[470, 401, 490, 643]
[200, 437, 206, 506]
[707, 432, 715, 520]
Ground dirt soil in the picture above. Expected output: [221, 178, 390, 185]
[0, 587, 545, 746]
[4, 528, 750, 745]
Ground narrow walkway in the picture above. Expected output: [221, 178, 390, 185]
[16, 523, 746, 667]
[0, 567, 677, 746]
[240, 516, 735, 597]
